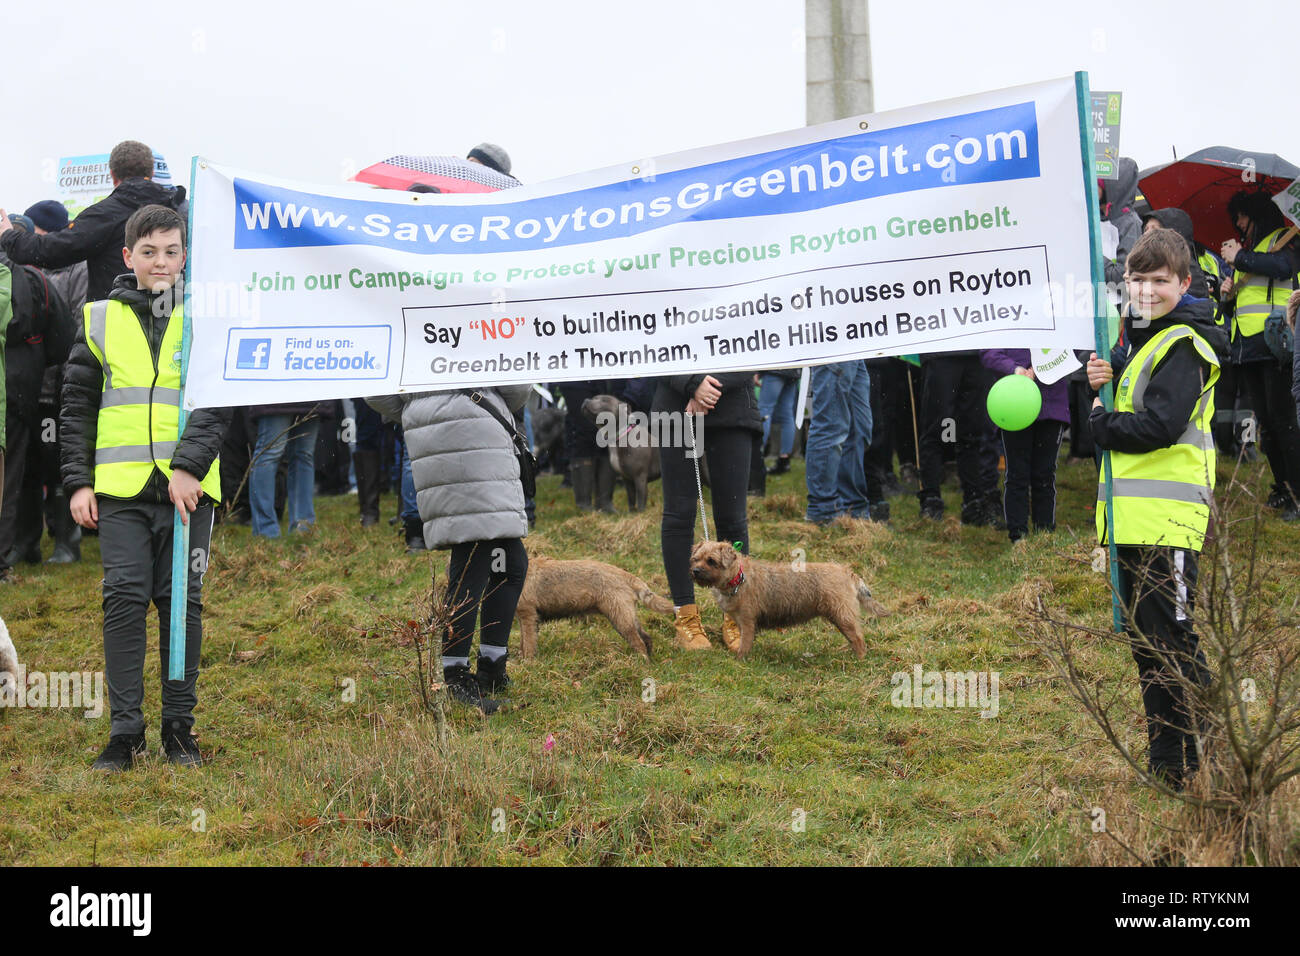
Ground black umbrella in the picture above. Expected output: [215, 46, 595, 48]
[1138, 146, 1298, 249]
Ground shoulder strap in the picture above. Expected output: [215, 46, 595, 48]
[469, 390, 523, 442]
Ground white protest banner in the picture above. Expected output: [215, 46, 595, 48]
[185, 75, 1098, 409]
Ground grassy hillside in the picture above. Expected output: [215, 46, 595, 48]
[0, 454, 1295, 865]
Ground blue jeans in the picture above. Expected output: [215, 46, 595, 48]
[804, 361, 872, 522]
[759, 373, 800, 455]
[398, 435, 419, 523]
[251, 414, 320, 538]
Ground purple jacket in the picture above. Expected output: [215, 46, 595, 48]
[980, 349, 1069, 424]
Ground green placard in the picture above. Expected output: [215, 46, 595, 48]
[1089, 90, 1123, 181]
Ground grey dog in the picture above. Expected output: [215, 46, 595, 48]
[580, 394, 661, 512]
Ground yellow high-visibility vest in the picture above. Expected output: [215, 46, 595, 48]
[1097, 324, 1219, 551]
[1198, 250, 1221, 282]
[83, 298, 221, 500]
[1232, 228, 1297, 339]
[1198, 250, 1225, 326]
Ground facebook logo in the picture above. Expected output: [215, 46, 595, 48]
[235, 338, 271, 370]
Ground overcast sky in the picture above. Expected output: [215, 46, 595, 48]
[3, 0, 1294, 211]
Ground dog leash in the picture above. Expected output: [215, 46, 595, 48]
[685, 411, 710, 542]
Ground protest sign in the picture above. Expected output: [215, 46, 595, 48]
[186, 75, 1098, 409]
[1089, 91, 1122, 180]
[55, 154, 115, 218]
[1273, 175, 1300, 230]
[56, 151, 174, 218]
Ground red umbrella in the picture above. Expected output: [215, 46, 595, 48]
[353, 154, 519, 194]
[1138, 146, 1298, 249]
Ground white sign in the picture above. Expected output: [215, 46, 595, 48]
[1273, 175, 1300, 230]
[56, 151, 173, 218]
[186, 76, 1099, 409]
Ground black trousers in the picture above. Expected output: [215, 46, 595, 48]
[559, 383, 602, 460]
[1067, 375, 1096, 459]
[864, 359, 900, 501]
[1236, 360, 1300, 502]
[660, 424, 751, 606]
[219, 409, 253, 515]
[999, 420, 1064, 540]
[1210, 362, 1245, 457]
[9, 400, 72, 559]
[98, 498, 213, 737]
[443, 537, 528, 662]
[0, 415, 32, 571]
[1117, 545, 1211, 779]
[917, 356, 999, 509]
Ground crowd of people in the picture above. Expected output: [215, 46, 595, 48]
[1, 139, 1298, 787]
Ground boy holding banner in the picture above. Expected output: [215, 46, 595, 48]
[62, 205, 228, 770]
[1086, 228, 1225, 790]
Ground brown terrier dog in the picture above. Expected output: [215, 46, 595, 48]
[515, 557, 674, 659]
[689, 541, 887, 659]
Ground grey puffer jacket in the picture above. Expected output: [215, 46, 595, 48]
[367, 385, 531, 549]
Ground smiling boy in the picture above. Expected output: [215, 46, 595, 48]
[61, 204, 230, 770]
[1086, 227, 1227, 790]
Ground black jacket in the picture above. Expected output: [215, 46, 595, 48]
[1, 179, 186, 303]
[1090, 296, 1224, 455]
[652, 370, 762, 433]
[60, 274, 231, 501]
[1, 253, 73, 426]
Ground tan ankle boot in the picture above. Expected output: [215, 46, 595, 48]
[673, 604, 712, 650]
[721, 614, 743, 653]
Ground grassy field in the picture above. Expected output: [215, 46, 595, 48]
[0, 453, 1296, 866]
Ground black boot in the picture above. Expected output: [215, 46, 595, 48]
[476, 652, 511, 696]
[45, 492, 82, 564]
[594, 456, 617, 513]
[92, 732, 147, 771]
[767, 455, 791, 475]
[354, 449, 382, 528]
[404, 517, 427, 553]
[444, 665, 503, 714]
[570, 458, 595, 511]
[2, 544, 40, 566]
[981, 495, 1007, 531]
[161, 720, 203, 767]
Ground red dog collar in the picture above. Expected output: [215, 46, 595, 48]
[724, 562, 745, 596]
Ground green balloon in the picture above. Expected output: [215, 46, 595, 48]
[986, 373, 1042, 431]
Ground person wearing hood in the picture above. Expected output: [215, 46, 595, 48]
[1086, 229, 1223, 791]
[1101, 158, 1142, 293]
[1220, 190, 1300, 517]
[0, 141, 185, 303]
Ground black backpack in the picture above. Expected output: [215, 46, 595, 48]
[4, 257, 74, 367]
